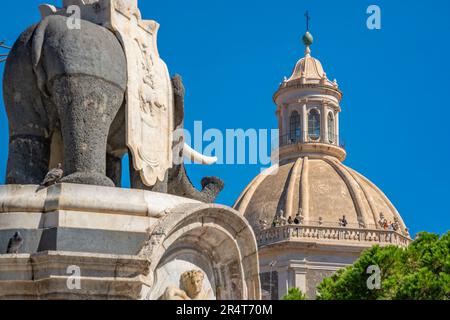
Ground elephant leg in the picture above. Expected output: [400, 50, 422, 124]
[6, 135, 51, 185]
[165, 75, 224, 203]
[106, 153, 122, 187]
[50, 75, 124, 187]
[106, 103, 126, 188]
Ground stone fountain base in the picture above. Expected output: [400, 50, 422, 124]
[0, 184, 260, 300]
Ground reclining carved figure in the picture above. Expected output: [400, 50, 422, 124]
[160, 270, 213, 300]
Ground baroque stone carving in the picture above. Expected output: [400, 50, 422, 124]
[4, 0, 224, 202]
[160, 270, 213, 300]
[57, 0, 174, 186]
[107, 1, 174, 187]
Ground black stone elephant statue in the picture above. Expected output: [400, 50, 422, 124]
[2, 14, 223, 203]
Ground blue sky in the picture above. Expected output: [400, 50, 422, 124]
[1, 0, 449, 236]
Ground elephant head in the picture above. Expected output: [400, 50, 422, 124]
[128, 75, 224, 203]
[166, 75, 224, 203]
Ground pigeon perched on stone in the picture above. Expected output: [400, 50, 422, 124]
[40, 163, 64, 187]
[7, 231, 23, 254]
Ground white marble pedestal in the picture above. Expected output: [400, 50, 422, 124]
[0, 184, 261, 300]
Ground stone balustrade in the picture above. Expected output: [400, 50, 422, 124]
[256, 225, 411, 248]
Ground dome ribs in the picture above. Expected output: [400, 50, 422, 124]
[233, 166, 276, 214]
[342, 164, 380, 229]
[276, 164, 295, 220]
[299, 157, 310, 222]
[285, 158, 303, 218]
[350, 168, 408, 236]
[322, 157, 367, 228]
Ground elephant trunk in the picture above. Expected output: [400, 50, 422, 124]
[200, 176, 225, 202]
[167, 163, 224, 204]
[165, 74, 224, 203]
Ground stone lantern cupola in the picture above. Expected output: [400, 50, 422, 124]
[235, 23, 411, 299]
[274, 30, 346, 162]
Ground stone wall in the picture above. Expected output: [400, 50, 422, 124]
[260, 271, 278, 300]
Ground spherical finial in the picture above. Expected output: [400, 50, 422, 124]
[302, 31, 314, 47]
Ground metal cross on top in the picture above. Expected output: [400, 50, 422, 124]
[305, 11, 311, 31]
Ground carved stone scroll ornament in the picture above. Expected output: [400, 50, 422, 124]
[108, 0, 174, 187]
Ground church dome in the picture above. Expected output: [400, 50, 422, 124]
[234, 24, 411, 300]
[234, 156, 410, 241]
[234, 31, 411, 242]
[235, 28, 410, 256]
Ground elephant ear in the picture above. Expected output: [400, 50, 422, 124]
[171, 74, 186, 166]
[31, 17, 51, 98]
[172, 74, 185, 130]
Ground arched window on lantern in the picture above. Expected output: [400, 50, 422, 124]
[328, 112, 335, 143]
[308, 109, 320, 141]
[289, 111, 301, 143]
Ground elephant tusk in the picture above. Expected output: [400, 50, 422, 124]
[183, 143, 218, 165]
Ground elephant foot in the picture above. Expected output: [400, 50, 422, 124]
[60, 172, 115, 187]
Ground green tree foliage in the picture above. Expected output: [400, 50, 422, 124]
[282, 288, 307, 300]
[316, 232, 450, 300]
